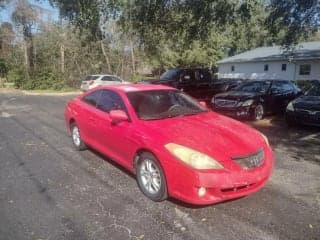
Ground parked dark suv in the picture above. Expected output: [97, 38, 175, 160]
[212, 80, 302, 120]
[140, 68, 242, 102]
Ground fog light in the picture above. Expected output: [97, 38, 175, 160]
[198, 187, 206, 197]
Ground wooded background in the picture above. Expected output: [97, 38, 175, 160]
[0, 0, 319, 90]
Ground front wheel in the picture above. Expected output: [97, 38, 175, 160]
[136, 152, 167, 202]
[253, 104, 264, 121]
[70, 123, 87, 151]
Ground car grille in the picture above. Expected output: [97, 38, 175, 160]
[215, 99, 238, 108]
[295, 108, 320, 123]
[232, 149, 264, 170]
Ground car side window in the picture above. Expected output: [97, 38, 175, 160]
[101, 76, 114, 81]
[271, 81, 293, 93]
[281, 82, 294, 92]
[82, 90, 102, 107]
[101, 76, 120, 82]
[270, 82, 283, 93]
[196, 70, 212, 82]
[97, 90, 126, 113]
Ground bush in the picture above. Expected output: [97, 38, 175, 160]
[24, 70, 64, 90]
[295, 80, 319, 92]
[0, 58, 8, 78]
[7, 68, 27, 88]
[7, 68, 64, 90]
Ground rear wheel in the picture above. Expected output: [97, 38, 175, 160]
[136, 152, 167, 202]
[70, 123, 87, 151]
[253, 104, 264, 121]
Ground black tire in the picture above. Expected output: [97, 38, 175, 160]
[253, 104, 264, 121]
[136, 152, 167, 202]
[70, 122, 87, 151]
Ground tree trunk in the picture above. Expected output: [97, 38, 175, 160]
[130, 39, 135, 75]
[23, 40, 29, 76]
[100, 40, 112, 73]
[60, 43, 65, 73]
[27, 35, 34, 74]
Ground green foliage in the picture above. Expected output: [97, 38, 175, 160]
[23, 70, 64, 90]
[8, 68, 64, 90]
[7, 68, 26, 88]
[295, 80, 318, 92]
[1, 0, 320, 91]
[49, 0, 101, 39]
[0, 58, 8, 77]
[267, 0, 320, 46]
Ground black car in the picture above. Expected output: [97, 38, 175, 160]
[140, 68, 243, 102]
[212, 80, 302, 120]
[285, 80, 320, 127]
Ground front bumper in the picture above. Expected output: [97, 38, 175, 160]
[212, 105, 255, 119]
[286, 110, 320, 127]
[164, 146, 274, 205]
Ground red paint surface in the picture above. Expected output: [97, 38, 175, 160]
[65, 84, 274, 205]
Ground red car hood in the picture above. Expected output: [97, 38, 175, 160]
[140, 112, 265, 162]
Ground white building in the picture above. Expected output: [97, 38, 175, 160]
[218, 41, 320, 81]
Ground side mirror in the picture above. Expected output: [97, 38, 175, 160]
[199, 101, 207, 108]
[109, 110, 129, 122]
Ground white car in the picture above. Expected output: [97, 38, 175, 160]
[80, 74, 130, 91]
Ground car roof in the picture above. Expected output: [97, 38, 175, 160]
[94, 84, 175, 93]
[89, 74, 116, 77]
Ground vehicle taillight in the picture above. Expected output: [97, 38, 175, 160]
[89, 80, 94, 85]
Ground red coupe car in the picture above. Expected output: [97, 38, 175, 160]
[64, 84, 273, 205]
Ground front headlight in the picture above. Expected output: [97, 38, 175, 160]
[242, 99, 254, 106]
[260, 133, 269, 146]
[165, 143, 224, 170]
[286, 102, 294, 111]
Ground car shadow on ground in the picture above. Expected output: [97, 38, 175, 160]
[247, 115, 320, 165]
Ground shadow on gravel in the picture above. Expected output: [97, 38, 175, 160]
[248, 115, 320, 165]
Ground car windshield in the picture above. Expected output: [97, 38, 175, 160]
[236, 81, 271, 93]
[127, 90, 208, 120]
[160, 69, 179, 80]
[306, 83, 320, 96]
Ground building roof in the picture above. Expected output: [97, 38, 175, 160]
[218, 41, 320, 64]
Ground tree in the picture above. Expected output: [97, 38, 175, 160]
[11, 0, 39, 74]
[0, 22, 15, 59]
[267, 0, 320, 46]
[49, 0, 102, 39]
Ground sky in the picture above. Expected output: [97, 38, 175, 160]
[0, 0, 59, 23]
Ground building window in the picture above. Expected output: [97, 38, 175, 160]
[299, 64, 311, 75]
[231, 65, 235, 72]
[264, 64, 269, 71]
[281, 64, 287, 71]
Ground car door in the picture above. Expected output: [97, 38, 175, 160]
[93, 90, 136, 169]
[78, 90, 103, 145]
